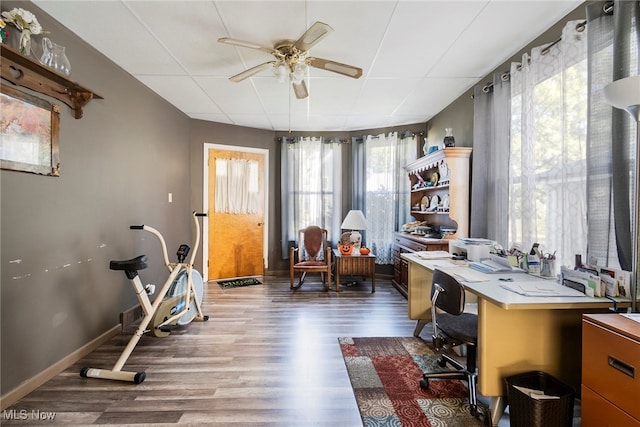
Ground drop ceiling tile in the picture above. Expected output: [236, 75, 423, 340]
[352, 78, 421, 115]
[195, 76, 266, 114]
[33, 0, 586, 132]
[125, 1, 236, 76]
[34, 1, 184, 75]
[226, 113, 276, 130]
[137, 75, 222, 114]
[429, 0, 584, 78]
[396, 77, 478, 117]
[369, 1, 488, 78]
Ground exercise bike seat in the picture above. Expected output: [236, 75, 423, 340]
[110, 255, 148, 279]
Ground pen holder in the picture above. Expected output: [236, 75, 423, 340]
[540, 259, 555, 277]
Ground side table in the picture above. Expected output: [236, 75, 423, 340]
[332, 248, 376, 292]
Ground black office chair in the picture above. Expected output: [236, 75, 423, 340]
[420, 269, 480, 417]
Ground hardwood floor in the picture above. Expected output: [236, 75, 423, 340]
[2, 275, 420, 425]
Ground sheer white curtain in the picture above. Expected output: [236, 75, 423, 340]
[360, 132, 416, 264]
[214, 158, 259, 214]
[280, 136, 342, 257]
[509, 20, 588, 267]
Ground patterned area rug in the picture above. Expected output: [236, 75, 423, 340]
[339, 337, 486, 427]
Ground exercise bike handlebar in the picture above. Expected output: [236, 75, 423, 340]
[130, 212, 207, 269]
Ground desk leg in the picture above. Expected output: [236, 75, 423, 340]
[413, 319, 429, 337]
[371, 258, 376, 293]
[489, 396, 506, 427]
[371, 265, 376, 293]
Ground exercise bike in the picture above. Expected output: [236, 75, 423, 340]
[80, 212, 209, 383]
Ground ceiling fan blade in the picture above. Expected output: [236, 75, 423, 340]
[229, 62, 275, 82]
[218, 37, 274, 54]
[292, 80, 309, 99]
[308, 57, 363, 79]
[294, 21, 333, 52]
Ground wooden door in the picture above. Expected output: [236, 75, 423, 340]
[207, 148, 265, 280]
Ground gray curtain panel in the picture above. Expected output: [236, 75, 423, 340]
[586, 0, 640, 269]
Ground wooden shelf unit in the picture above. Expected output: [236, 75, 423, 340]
[392, 147, 471, 297]
[0, 44, 102, 119]
[404, 147, 472, 239]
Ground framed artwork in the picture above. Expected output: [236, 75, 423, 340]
[0, 83, 60, 176]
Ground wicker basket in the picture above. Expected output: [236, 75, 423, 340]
[505, 371, 575, 427]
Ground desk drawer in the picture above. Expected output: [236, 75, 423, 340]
[581, 385, 640, 427]
[394, 235, 427, 252]
[582, 319, 640, 420]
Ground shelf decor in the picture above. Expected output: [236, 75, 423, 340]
[0, 44, 102, 119]
[0, 82, 60, 176]
[1, 7, 46, 56]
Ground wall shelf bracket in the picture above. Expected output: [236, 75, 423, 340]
[0, 45, 103, 119]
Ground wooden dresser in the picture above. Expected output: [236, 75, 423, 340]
[582, 313, 640, 426]
[392, 232, 447, 297]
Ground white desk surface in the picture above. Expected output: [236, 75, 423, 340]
[401, 252, 625, 310]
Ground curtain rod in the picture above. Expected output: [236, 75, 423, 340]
[280, 136, 349, 143]
[475, 0, 615, 98]
[540, 1, 612, 56]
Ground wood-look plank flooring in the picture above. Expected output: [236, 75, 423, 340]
[3, 276, 421, 426]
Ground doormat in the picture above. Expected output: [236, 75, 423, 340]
[217, 277, 261, 289]
[339, 336, 487, 426]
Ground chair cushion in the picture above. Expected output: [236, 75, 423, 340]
[438, 312, 478, 345]
[295, 260, 327, 268]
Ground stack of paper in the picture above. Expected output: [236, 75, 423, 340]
[513, 386, 560, 400]
[415, 250, 452, 260]
[500, 281, 587, 297]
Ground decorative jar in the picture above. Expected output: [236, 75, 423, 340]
[443, 128, 456, 147]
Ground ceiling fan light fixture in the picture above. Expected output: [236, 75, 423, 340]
[219, 21, 361, 98]
[292, 62, 307, 83]
[274, 62, 289, 82]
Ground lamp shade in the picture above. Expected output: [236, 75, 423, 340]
[603, 75, 640, 121]
[341, 210, 367, 230]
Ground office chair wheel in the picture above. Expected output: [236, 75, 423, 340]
[437, 356, 447, 368]
[419, 378, 430, 390]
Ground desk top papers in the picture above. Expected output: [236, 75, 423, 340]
[621, 313, 640, 324]
[415, 250, 452, 260]
[500, 281, 587, 297]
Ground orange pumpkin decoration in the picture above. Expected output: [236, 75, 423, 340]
[338, 243, 353, 255]
[360, 247, 371, 255]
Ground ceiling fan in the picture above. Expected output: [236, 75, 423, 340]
[218, 21, 363, 99]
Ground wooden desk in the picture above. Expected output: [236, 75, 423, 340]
[333, 249, 375, 292]
[402, 253, 628, 426]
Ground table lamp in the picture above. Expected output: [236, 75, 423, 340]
[341, 210, 367, 255]
[603, 74, 640, 313]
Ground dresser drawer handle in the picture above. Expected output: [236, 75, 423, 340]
[608, 355, 635, 378]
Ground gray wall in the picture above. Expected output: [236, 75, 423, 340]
[1, 1, 193, 395]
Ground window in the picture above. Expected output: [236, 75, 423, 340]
[360, 132, 416, 263]
[280, 137, 342, 255]
[508, 21, 588, 267]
